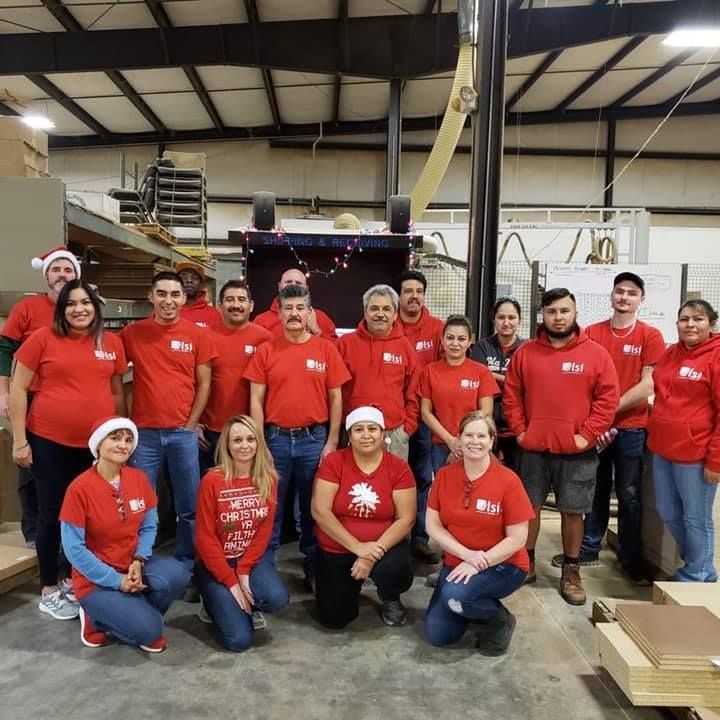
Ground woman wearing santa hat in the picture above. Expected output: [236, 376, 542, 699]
[311, 406, 416, 629]
[60, 417, 190, 651]
[0, 246, 80, 549]
[8, 279, 127, 621]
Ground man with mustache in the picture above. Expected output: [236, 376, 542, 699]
[395, 270, 444, 564]
[245, 284, 350, 590]
[197, 280, 271, 473]
[1, 246, 80, 549]
[337, 284, 420, 462]
[504, 288, 619, 605]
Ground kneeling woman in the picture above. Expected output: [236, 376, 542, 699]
[195, 415, 288, 652]
[312, 406, 416, 628]
[425, 411, 534, 655]
[60, 417, 190, 652]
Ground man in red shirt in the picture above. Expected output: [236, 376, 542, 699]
[551, 272, 665, 583]
[504, 288, 619, 605]
[0, 246, 80, 547]
[337, 284, 420, 462]
[395, 270, 443, 564]
[198, 280, 271, 472]
[120, 271, 217, 568]
[176, 261, 221, 328]
[245, 284, 350, 587]
[254, 268, 337, 338]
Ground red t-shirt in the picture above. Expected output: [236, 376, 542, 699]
[315, 447, 415, 554]
[1, 294, 56, 343]
[120, 317, 217, 429]
[201, 322, 272, 431]
[427, 461, 535, 572]
[16, 328, 127, 447]
[418, 359, 500, 445]
[586, 320, 666, 429]
[180, 293, 222, 328]
[195, 469, 277, 586]
[244, 335, 350, 427]
[59, 465, 157, 600]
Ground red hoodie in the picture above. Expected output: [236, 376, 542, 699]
[180, 291, 221, 328]
[503, 327, 619, 454]
[337, 321, 420, 435]
[647, 334, 720, 471]
[254, 297, 338, 339]
[399, 307, 444, 368]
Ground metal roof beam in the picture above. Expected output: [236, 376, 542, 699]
[333, 0, 349, 124]
[506, 49, 563, 110]
[244, 0, 281, 128]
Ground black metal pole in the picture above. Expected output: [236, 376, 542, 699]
[604, 118, 616, 209]
[386, 79, 402, 215]
[466, 0, 508, 339]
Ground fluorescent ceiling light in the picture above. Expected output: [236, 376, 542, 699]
[21, 115, 55, 130]
[663, 28, 720, 47]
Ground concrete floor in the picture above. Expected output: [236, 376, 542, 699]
[1, 515, 665, 720]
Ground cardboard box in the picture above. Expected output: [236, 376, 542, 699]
[0, 543, 36, 583]
[0, 139, 49, 177]
[0, 116, 49, 156]
[66, 190, 121, 223]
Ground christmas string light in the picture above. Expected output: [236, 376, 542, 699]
[273, 231, 363, 278]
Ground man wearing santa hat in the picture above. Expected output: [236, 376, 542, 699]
[0, 246, 80, 548]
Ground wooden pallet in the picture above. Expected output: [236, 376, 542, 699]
[128, 222, 178, 246]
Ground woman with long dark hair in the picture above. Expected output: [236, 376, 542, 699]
[9, 280, 127, 620]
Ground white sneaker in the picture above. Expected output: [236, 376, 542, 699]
[197, 599, 212, 624]
[39, 589, 80, 620]
[252, 611, 267, 631]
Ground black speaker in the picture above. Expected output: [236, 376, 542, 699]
[388, 194, 411, 233]
[253, 191, 276, 231]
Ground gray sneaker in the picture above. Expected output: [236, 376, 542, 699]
[39, 589, 80, 620]
[197, 599, 212, 624]
[380, 599, 407, 626]
[252, 611, 267, 631]
[425, 572, 440, 588]
[59, 578, 78, 604]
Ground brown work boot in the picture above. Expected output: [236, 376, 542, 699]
[560, 563, 586, 605]
[524, 559, 536, 585]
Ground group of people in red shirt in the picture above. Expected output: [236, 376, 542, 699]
[3, 246, 719, 657]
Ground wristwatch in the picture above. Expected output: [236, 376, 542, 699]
[132, 555, 146, 566]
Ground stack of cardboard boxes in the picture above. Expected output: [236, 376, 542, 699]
[0, 117, 49, 178]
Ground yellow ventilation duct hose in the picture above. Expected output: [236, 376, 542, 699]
[409, 41, 474, 220]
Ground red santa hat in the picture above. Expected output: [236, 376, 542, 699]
[31, 246, 81, 277]
[88, 416, 139, 459]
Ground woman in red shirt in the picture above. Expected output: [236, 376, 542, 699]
[9, 280, 127, 622]
[60, 417, 190, 652]
[425, 410, 534, 655]
[311, 406, 416, 628]
[195, 415, 288, 652]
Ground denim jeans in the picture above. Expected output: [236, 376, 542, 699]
[196, 552, 289, 652]
[409, 423, 434, 543]
[425, 562, 527, 647]
[265, 424, 326, 571]
[199, 428, 221, 477]
[653, 454, 718, 582]
[430, 444, 451, 475]
[80, 556, 190, 647]
[581, 428, 645, 567]
[130, 428, 201, 566]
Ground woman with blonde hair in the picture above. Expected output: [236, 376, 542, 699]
[195, 414, 288, 651]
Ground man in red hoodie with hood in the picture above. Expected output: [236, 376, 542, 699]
[176, 261, 221, 328]
[337, 284, 420, 462]
[504, 287, 619, 605]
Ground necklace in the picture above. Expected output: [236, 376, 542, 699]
[609, 318, 637, 339]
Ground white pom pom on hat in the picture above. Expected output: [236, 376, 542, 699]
[30, 246, 81, 277]
[88, 416, 139, 459]
[345, 405, 385, 431]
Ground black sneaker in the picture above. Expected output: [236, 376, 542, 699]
[411, 541, 440, 564]
[622, 564, 652, 586]
[183, 583, 201, 603]
[550, 552, 600, 568]
[475, 604, 517, 656]
[380, 599, 407, 627]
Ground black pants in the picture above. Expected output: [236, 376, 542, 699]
[497, 436, 520, 474]
[28, 431, 94, 586]
[315, 540, 413, 629]
[18, 465, 39, 543]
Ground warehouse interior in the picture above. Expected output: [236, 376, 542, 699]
[2, 1, 720, 718]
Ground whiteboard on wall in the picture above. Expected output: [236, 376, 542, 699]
[544, 263, 683, 342]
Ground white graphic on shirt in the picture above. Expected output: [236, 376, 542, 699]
[623, 344, 642, 355]
[476, 497, 501, 515]
[128, 497, 146, 513]
[485, 356, 501, 372]
[382, 352, 403, 365]
[244, 344, 256, 355]
[348, 482, 380, 518]
[460, 378, 480, 390]
[561, 361, 584, 374]
[94, 349, 117, 361]
[305, 358, 327, 372]
[170, 339, 193, 353]
[415, 340, 433, 352]
[679, 366, 703, 381]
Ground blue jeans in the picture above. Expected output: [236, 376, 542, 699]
[409, 423, 434, 543]
[653, 454, 718, 582]
[265, 424, 326, 572]
[425, 563, 526, 647]
[199, 428, 221, 477]
[581, 429, 645, 567]
[130, 428, 201, 566]
[431, 444, 451, 475]
[80, 556, 190, 647]
[196, 552, 289, 652]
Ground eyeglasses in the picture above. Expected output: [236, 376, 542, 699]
[463, 478, 473, 510]
[113, 490, 127, 522]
